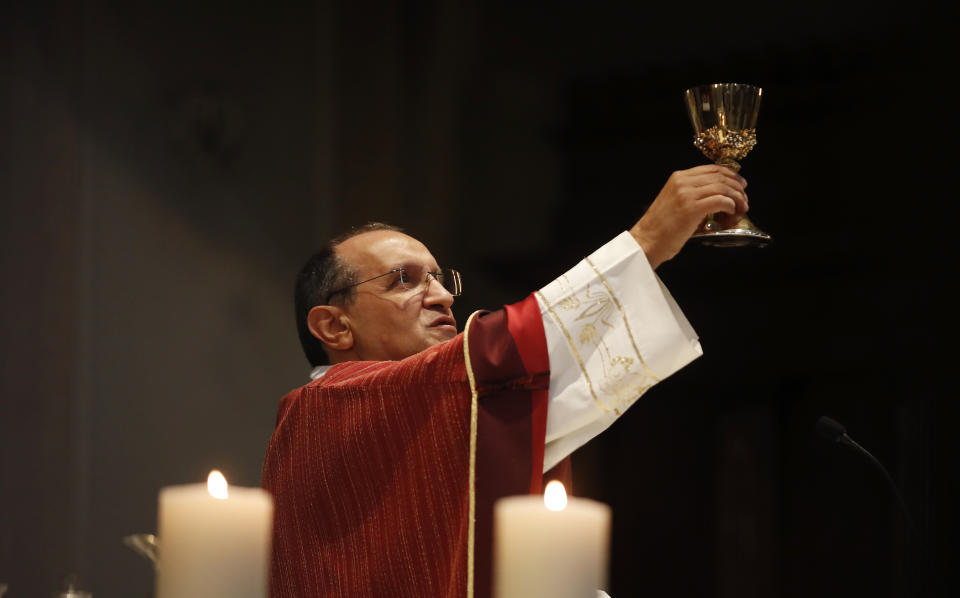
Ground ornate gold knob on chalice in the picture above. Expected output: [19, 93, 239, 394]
[685, 83, 771, 247]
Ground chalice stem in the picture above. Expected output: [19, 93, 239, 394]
[716, 158, 741, 172]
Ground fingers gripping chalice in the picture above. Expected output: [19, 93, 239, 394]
[685, 83, 771, 247]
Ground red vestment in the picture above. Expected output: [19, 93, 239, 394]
[261, 295, 567, 598]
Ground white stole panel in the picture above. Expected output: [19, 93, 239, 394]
[537, 232, 703, 471]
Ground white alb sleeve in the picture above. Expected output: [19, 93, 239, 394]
[537, 231, 703, 472]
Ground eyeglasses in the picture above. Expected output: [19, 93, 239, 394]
[325, 266, 462, 304]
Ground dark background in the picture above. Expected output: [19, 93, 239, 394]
[1, 1, 953, 597]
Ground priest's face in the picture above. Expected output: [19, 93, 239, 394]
[334, 230, 458, 361]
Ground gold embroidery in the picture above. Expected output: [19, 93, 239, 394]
[575, 284, 612, 322]
[535, 291, 609, 413]
[556, 295, 581, 311]
[585, 257, 660, 382]
[578, 283, 619, 382]
[598, 356, 653, 407]
[461, 311, 481, 598]
[555, 275, 580, 310]
[567, 283, 648, 393]
[579, 323, 599, 345]
[541, 256, 664, 413]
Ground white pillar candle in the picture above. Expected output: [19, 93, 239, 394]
[156, 470, 274, 598]
[494, 481, 611, 598]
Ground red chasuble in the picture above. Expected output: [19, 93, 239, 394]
[261, 294, 569, 598]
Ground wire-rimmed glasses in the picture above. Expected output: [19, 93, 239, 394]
[325, 267, 462, 304]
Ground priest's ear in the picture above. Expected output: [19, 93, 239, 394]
[307, 305, 354, 353]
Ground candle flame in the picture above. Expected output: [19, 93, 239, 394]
[544, 480, 567, 511]
[207, 470, 229, 499]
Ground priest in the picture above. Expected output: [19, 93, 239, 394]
[261, 164, 749, 598]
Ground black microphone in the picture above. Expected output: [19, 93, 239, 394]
[815, 416, 920, 542]
[816, 416, 938, 596]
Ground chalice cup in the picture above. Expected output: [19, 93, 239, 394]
[685, 83, 771, 247]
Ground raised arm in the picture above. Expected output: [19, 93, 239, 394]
[539, 165, 747, 470]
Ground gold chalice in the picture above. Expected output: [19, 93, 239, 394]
[685, 83, 771, 247]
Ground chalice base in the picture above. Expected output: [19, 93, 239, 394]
[690, 215, 771, 247]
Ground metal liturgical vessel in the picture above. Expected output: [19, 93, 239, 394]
[685, 83, 771, 247]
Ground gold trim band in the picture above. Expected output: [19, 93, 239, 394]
[462, 311, 482, 598]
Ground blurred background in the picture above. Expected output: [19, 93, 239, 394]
[1, 0, 953, 596]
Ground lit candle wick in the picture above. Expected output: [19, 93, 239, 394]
[207, 470, 229, 499]
[543, 480, 567, 511]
